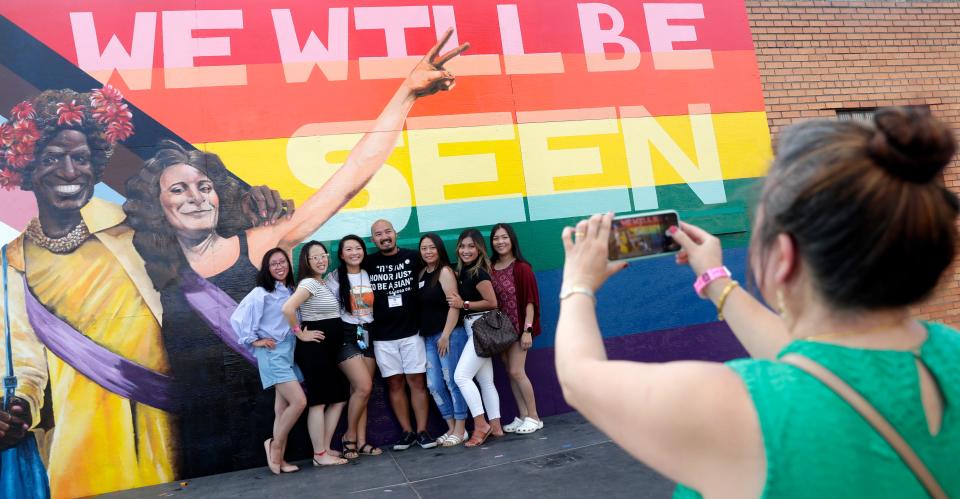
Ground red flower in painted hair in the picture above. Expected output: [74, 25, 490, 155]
[92, 101, 132, 125]
[0, 169, 23, 190]
[5, 144, 34, 169]
[56, 100, 85, 126]
[90, 84, 125, 109]
[10, 101, 35, 121]
[104, 120, 134, 145]
[12, 120, 39, 144]
[0, 123, 13, 147]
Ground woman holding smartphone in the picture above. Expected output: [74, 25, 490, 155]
[325, 235, 381, 458]
[418, 233, 469, 446]
[230, 248, 304, 475]
[555, 107, 960, 497]
[489, 223, 543, 435]
[281, 241, 350, 466]
[449, 229, 504, 447]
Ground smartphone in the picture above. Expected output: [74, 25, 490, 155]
[608, 210, 681, 261]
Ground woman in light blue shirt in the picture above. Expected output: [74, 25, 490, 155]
[231, 248, 305, 475]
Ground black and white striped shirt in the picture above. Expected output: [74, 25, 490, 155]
[297, 277, 341, 321]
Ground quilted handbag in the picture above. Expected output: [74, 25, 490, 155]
[470, 310, 517, 357]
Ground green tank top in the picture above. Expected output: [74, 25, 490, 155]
[674, 322, 960, 498]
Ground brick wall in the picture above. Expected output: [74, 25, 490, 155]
[746, 0, 960, 325]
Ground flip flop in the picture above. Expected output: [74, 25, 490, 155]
[264, 438, 281, 475]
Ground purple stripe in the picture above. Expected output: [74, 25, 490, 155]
[178, 270, 257, 366]
[22, 275, 175, 413]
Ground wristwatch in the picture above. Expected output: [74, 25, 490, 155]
[464, 300, 471, 310]
[523, 325, 533, 334]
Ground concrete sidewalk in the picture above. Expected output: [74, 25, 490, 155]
[102, 412, 675, 498]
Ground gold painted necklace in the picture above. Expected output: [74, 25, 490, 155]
[25, 218, 91, 254]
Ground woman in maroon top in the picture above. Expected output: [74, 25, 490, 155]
[489, 223, 543, 434]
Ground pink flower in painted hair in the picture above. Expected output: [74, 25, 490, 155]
[10, 101, 35, 121]
[56, 100, 85, 126]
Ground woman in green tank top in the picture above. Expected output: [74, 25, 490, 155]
[555, 106, 960, 498]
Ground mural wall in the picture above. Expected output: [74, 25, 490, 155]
[0, 1, 770, 497]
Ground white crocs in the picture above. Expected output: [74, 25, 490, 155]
[503, 416, 524, 433]
[515, 417, 542, 434]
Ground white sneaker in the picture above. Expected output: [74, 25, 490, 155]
[503, 417, 524, 433]
[515, 417, 542, 434]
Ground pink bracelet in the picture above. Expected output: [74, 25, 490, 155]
[693, 266, 731, 297]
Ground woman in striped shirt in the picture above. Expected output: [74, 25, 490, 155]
[281, 241, 351, 466]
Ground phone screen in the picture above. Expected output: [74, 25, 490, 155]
[608, 211, 681, 261]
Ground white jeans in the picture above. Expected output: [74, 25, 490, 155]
[453, 313, 501, 420]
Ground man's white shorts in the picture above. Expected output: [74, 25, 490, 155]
[373, 335, 426, 377]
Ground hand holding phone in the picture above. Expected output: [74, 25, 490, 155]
[608, 210, 681, 261]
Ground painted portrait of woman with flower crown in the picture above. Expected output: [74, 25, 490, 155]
[0, 25, 467, 497]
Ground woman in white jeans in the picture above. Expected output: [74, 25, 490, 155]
[448, 229, 505, 446]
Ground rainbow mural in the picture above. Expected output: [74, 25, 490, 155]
[0, 1, 770, 496]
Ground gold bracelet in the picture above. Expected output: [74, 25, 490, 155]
[716, 280, 739, 321]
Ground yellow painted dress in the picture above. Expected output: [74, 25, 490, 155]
[25, 237, 176, 498]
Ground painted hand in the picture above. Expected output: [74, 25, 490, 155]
[561, 213, 628, 293]
[241, 185, 295, 226]
[670, 221, 724, 278]
[405, 28, 470, 98]
[0, 397, 31, 451]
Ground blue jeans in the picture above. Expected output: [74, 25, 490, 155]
[424, 327, 469, 420]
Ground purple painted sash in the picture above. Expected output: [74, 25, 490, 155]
[22, 275, 175, 413]
[178, 270, 257, 365]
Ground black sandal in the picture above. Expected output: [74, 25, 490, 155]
[341, 439, 360, 459]
[358, 442, 383, 456]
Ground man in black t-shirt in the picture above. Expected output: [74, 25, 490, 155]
[363, 219, 435, 450]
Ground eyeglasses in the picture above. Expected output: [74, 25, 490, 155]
[308, 255, 328, 262]
[269, 261, 288, 269]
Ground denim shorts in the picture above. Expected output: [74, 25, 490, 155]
[340, 322, 375, 362]
[253, 333, 304, 389]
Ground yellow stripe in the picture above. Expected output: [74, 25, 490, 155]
[201, 110, 771, 211]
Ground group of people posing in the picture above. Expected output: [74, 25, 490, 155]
[231, 219, 544, 473]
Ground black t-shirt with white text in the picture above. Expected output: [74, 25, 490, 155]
[363, 248, 422, 341]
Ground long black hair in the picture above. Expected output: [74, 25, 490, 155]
[296, 240, 328, 284]
[336, 234, 367, 314]
[489, 222, 528, 265]
[418, 232, 453, 288]
[257, 247, 294, 291]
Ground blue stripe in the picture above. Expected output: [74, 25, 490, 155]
[532, 246, 750, 349]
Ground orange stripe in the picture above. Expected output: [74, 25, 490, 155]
[118, 50, 762, 143]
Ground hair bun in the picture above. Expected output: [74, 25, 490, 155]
[867, 107, 956, 183]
